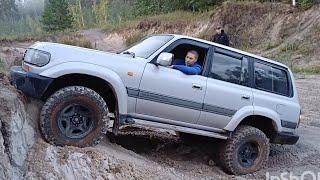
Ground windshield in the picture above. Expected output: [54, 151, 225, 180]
[124, 35, 174, 59]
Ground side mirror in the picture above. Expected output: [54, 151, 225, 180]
[156, 52, 173, 66]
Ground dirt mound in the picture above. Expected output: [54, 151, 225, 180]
[25, 139, 188, 179]
[112, 2, 320, 70]
[209, 2, 294, 47]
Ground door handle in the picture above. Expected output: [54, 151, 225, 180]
[241, 95, 250, 100]
[192, 84, 202, 90]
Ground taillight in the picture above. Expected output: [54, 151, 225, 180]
[298, 110, 302, 127]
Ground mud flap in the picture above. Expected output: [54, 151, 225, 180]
[112, 111, 120, 136]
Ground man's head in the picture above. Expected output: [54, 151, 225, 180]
[215, 25, 223, 34]
[185, 50, 199, 66]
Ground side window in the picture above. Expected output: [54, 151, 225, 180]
[254, 62, 289, 96]
[272, 68, 289, 95]
[254, 63, 272, 91]
[210, 52, 249, 86]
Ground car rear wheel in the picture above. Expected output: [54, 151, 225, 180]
[40, 86, 109, 147]
[220, 125, 270, 175]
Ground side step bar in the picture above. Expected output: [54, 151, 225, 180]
[133, 119, 228, 140]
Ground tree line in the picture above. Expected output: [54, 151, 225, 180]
[36, 0, 223, 32]
[0, 0, 316, 36]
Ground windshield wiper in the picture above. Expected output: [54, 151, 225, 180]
[122, 51, 135, 58]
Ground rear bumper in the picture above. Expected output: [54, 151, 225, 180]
[10, 66, 53, 99]
[272, 132, 299, 145]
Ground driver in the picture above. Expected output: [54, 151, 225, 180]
[170, 50, 202, 75]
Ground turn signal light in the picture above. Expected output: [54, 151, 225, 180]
[22, 62, 31, 72]
[298, 110, 302, 127]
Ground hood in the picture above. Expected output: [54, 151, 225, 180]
[29, 42, 141, 65]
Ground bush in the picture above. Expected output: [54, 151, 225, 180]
[132, 0, 222, 17]
[297, 0, 314, 9]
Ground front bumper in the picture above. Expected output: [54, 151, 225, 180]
[10, 66, 53, 99]
[272, 132, 299, 145]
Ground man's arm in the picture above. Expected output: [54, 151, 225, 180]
[172, 64, 202, 75]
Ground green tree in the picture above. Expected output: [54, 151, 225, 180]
[93, 0, 109, 26]
[0, 0, 19, 19]
[70, 0, 85, 28]
[42, 0, 73, 32]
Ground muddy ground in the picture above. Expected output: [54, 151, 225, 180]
[1, 30, 320, 179]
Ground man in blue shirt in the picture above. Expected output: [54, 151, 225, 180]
[170, 50, 202, 75]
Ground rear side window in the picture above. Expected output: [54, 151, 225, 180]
[210, 52, 249, 86]
[254, 62, 289, 96]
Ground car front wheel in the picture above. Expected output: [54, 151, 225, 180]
[40, 86, 109, 147]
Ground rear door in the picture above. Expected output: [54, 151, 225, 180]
[197, 47, 253, 129]
[252, 60, 300, 130]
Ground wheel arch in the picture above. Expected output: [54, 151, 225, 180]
[224, 106, 281, 141]
[237, 115, 278, 141]
[40, 62, 128, 115]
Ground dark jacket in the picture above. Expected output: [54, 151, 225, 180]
[172, 60, 202, 75]
[211, 31, 230, 46]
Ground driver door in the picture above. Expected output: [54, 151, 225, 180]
[134, 40, 212, 125]
[135, 63, 207, 124]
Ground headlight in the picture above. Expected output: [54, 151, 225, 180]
[23, 48, 51, 67]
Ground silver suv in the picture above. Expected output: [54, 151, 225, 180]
[10, 34, 301, 175]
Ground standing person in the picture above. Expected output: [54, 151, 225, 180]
[211, 25, 230, 46]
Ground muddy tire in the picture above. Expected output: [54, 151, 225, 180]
[40, 86, 109, 147]
[220, 125, 270, 175]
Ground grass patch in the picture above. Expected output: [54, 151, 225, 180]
[265, 42, 281, 50]
[0, 29, 93, 49]
[0, 58, 5, 72]
[0, 32, 47, 42]
[197, 28, 214, 41]
[145, 11, 209, 24]
[297, 45, 314, 56]
[103, 10, 213, 46]
[293, 66, 320, 74]
[104, 10, 211, 32]
[0, 30, 71, 42]
[280, 42, 300, 52]
[56, 35, 93, 49]
[125, 32, 144, 46]
[271, 53, 301, 71]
